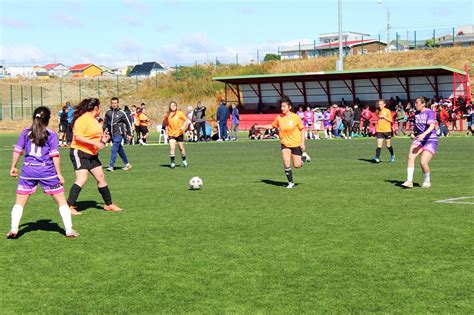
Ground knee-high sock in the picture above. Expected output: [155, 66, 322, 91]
[387, 146, 394, 156]
[67, 183, 82, 206]
[58, 204, 73, 233]
[375, 148, 382, 158]
[10, 204, 23, 232]
[407, 167, 415, 182]
[284, 167, 293, 183]
[98, 186, 112, 206]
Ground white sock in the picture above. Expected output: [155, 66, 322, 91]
[11, 204, 24, 232]
[423, 172, 431, 183]
[59, 204, 73, 233]
[407, 167, 415, 182]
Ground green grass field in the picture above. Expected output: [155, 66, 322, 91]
[0, 133, 472, 313]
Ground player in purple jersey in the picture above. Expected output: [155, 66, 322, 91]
[7, 107, 79, 239]
[401, 97, 438, 189]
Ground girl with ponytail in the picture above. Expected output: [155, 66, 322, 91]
[7, 106, 79, 238]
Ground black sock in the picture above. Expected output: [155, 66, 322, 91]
[181, 155, 187, 161]
[375, 148, 381, 158]
[387, 146, 394, 156]
[67, 183, 82, 206]
[98, 186, 112, 206]
[170, 155, 175, 163]
[284, 167, 293, 183]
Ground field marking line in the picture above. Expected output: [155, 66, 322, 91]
[434, 196, 474, 205]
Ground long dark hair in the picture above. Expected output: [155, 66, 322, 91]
[278, 95, 293, 110]
[73, 98, 100, 127]
[29, 106, 51, 146]
[166, 101, 178, 120]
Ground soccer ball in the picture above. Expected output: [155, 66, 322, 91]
[303, 152, 311, 162]
[189, 176, 203, 190]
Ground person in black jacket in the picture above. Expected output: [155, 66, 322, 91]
[103, 97, 132, 171]
[193, 101, 208, 142]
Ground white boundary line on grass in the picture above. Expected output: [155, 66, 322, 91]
[434, 196, 474, 205]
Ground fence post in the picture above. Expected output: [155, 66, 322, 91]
[60, 77, 63, 106]
[79, 79, 82, 100]
[30, 85, 33, 114]
[40, 85, 43, 107]
[195, 60, 198, 79]
[175, 64, 178, 81]
[116, 75, 119, 96]
[20, 85, 24, 118]
[0, 88, 2, 121]
[361, 35, 364, 54]
[433, 29, 436, 45]
[414, 31, 417, 50]
[10, 84, 13, 119]
[155, 73, 158, 88]
[97, 77, 100, 98]
[298, 42, 301, 59]
[236, 53, 239, 65]
[396, 32, 399, 51]
[452, 27, 455, 46]
[135, 75, 138, 92]
[257, 49, 260, 64]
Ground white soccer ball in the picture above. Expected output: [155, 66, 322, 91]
[189, 176, 203, 190]
[303, 152, 311, 162]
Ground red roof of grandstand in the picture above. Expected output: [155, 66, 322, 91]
[69, 63, 92, 71]
[318, 39, 379, 49]
[44, 63, 61, 70]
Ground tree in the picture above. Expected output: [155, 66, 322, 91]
[263, 54, 281, 62]
[425, 39, 437, 48]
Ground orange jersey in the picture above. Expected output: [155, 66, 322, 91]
[166, 111, 187, 137]
[71, 114, 103, 155]
[139, 113, 148, 126]
[376, 108, 393, 133]
[272, 112, 304, 148]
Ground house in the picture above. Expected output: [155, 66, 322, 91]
[5, 66, 36, 77]
[128, 62, 166, 77]
[68, 63, 102, 78]
[280, 34, 387, 60]
[99, 65, 115, 76]
[43, 63, 69, 77]
[35, 72, 50, 80]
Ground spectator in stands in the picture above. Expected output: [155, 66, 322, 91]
[464, 107, 473, 136]
[352, 104, 361, 137]
[342, 105, 353, 139]
[361, 105, 372, 137]
[340, 98, 346, 107]
[303, 106, 314, 139]
[439, 105, 450, 137]
[395, 104, 407, 136]
[248, 123, 262, 140]
[257, 100, 264, 114]
[216, 100, 229, 141]
[193, 101, 208, 142]
[185, 106, 196, 142]
[296, 106, 305, 121]
[333, 110, 343, 138]
[230, 103, 240, 141]
[65, 102, 74, 146]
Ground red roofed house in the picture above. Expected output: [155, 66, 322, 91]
[69, 63, 102, 78]
[43, 63, 69, 77]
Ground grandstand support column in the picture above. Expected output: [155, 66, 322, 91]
[224, 83, 228, 103]
[279, 82, 284, 98]
[326, 80, 332, 105]
[377, 78, 382, 99]
[302, 81, 308, 106]
[236, 84, 241, 106]
[351, 79, 356, 104]
[434, 76, 439, 99]
[271, 83, 283, 97]
[257, 83, 262, 104]
[405, 77, 411, 102]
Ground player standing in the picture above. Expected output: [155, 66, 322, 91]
[372, 99, 395, 163]
[7, 107, 79, 238]
[165, 101, 191, 169]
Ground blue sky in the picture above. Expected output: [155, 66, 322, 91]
[0, 0, 472, 67]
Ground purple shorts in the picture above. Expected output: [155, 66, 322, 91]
[413, 139, 438, 155]
[324, 121, 331, 128]
[17, 165, 63, 195]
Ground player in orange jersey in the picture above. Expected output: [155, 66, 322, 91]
[164, 101, 191, 168]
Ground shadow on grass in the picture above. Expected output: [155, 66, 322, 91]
[103, 166, 123, 171]
[358, 158, 379, 163]
[261, 179, 295, 187]
[385, 180, 421, 188]
[75, 200, 103, 212]
[159, 164, 186, 168]
[14, 219, 64, 239]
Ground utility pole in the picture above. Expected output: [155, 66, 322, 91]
[337, 0, 344, 70]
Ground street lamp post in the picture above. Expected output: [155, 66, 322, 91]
[377, 0, 391, 52]
[337, 0, 344, 71]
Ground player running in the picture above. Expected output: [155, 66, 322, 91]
[165, 101, 191, 169]
[372, 99, 395, 163]
[7, 106, 79, 238]
[67, 98, 122, 214]
[256, 96, 308, 189]
[401, 97, 438, 188]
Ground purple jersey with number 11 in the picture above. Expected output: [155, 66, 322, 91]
[14, 128, 63, 195]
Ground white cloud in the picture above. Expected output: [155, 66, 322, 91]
[1, 17, 28, 29]
[0, 45, 44, 65]
[49, 12, 83, 27]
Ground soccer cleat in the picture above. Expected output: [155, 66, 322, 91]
[182, 160, 188, 168]
[103, 204, 123, 212]
[170, 162, 176, 169]
[286, 182, 295, 189]
[69, 206, 82, 216]
[6, 230, 18, 239]
[389, 156, 395, 163]
[422, 181, 431, 189]
[138, 139, 144, 145]
[401, 181, 413, 188]
[302, 152, 311, 163]
[65, 230, 80, 238]
[122, 163, 132, 171]
[106, 166, 114, 172]
[371, 156, 380, 163]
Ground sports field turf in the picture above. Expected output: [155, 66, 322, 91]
[0, 134, 472, 313]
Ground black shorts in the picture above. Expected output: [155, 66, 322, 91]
[59, 123, 68, 133]
[281, 144, 303, 156]
[169, 135, 184, 142]
[139, 126, 149, 134]
[70, 149, 101, 171]
[376, 132, 392, 139]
